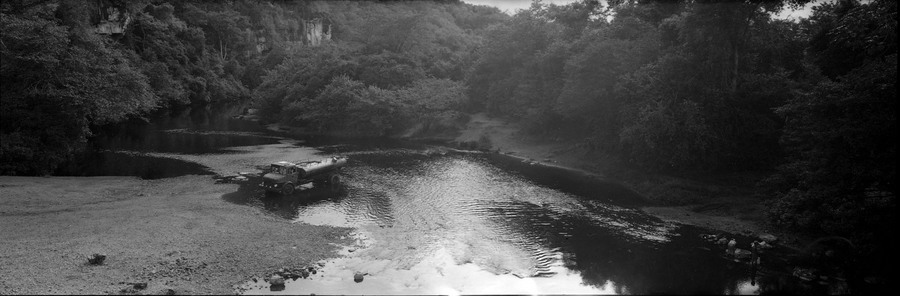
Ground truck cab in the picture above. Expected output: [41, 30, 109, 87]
[260, 157, 346, 195]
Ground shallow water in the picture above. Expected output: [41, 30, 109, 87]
[232, 150, 794, 294]
[65, 107, 841, 294]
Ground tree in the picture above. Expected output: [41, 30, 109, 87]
[768, 0, 896, 241]
[0, 7, 158, 174]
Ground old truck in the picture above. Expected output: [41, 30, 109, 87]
[259, 156, 348, 195]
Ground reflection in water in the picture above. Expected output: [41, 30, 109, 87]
[59, 104, 281, 179]
[222, 182, 349, 220]
[67, 106, 833, 294]
[93, 129, 281, 154]
[235, 150, 820, 295]
[92, 105, 274, 151]
[55, 151, 212, 179]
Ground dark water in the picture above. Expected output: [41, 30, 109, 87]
[233, 150, 843, 295]
[64, 107, 850, 294]
[55, 105, 279, 178]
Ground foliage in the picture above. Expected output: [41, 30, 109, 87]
[467, 0, 810, 171]
[1, 0, 505, 174]
[1, 0, 895, 251]
[767, 0, 896, 241]
[285, 75, 405, 136]
[463, 0, 895, 246]
[395, 78, 469, 135]
[0, 8, 158, 174]
[619, 99, 712, 171]
[251, 0, 504, 136]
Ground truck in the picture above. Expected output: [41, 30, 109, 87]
[259, 156, 348, 195]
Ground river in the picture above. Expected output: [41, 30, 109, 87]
[58, 106, 842, 294]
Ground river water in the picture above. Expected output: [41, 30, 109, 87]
[64, 106, 842, 294]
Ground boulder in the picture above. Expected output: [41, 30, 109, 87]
[353, 272, 365, 283]
[734, 249, 753, 260]
[269, 275, 285, 287]
[759, 234, 778, 243]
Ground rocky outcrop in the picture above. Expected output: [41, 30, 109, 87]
[95, 5, 130, 35]
[303, 17, 332, 46]
[251, 15, 332, 54]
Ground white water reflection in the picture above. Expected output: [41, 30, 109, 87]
[244, 246, 614, 295]
[258, 153, 677, 294]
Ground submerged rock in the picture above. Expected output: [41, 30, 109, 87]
[353, 272, 365, 283]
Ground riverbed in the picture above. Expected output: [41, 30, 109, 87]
[0, 107, 845, 294]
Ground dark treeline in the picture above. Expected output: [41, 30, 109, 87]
[1, 0, 896, 255]
[1, 0, 505, 174]
[251, 1, 504, 136]
[466, 0, 895, 256]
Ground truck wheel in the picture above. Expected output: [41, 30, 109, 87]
[282, 182, 294, 195]
[330, 175, 340, 185]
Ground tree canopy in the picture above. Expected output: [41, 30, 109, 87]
[0, 0, 895, 254]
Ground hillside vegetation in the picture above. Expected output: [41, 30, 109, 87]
[1, 0, 895, 259]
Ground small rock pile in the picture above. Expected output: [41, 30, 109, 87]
[259, 264, 324, 291]
[699, 233, 776, 262]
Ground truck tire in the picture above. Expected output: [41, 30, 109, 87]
[282, 182, 294, 195]
[330, 175, 341, 185]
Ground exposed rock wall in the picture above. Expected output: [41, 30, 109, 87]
[303, 18, 331, 46]
[94, 5, 130, 35]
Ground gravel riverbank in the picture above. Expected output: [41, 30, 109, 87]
[0, 175, 350, 294]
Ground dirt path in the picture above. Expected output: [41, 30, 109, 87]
[0, 175, 350, 295]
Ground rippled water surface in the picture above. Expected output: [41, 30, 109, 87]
[233, 148, 791, 295]
[70, 107, 836, 294]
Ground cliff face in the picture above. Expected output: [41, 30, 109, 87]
[253, 16, 332, 53]
[303, 17, 331, 46]
[94, 4, 129, 35]
[91, 1, 333, 52]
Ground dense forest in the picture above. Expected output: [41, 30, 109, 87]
[1, 0, 895, 257]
